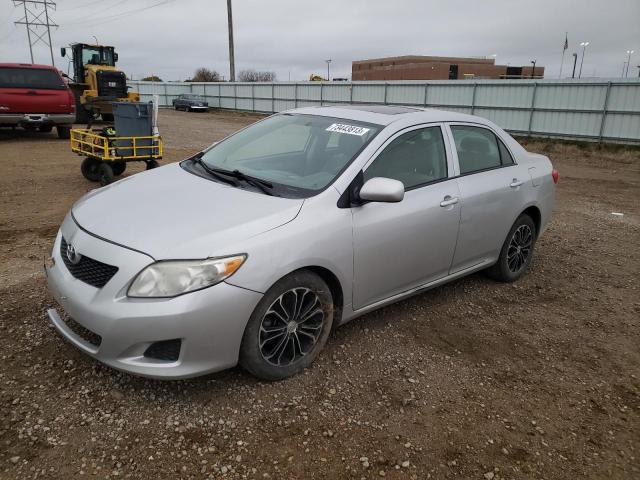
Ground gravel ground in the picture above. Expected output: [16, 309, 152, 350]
[1, 109, 639, 480]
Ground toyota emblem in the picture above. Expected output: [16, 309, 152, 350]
[66, 243, 82, 265]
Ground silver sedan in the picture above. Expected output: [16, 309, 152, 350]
[46, 105, 557, 380]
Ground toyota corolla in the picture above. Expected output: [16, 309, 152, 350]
[46, 105, 557, 380]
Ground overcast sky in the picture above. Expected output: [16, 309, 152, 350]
[1, 0, 638, 81]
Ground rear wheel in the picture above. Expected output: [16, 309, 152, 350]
[145, 159, 159, 170]
[486, 214, 536, 282]
[98, 162, 114, 186]
[81, 157, 101, 181]
[56, 126, 71, 139]
[111, 161, 126, 176]
[239, 271, 334, 381]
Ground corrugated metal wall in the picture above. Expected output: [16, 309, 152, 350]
[128, 79, 640, 144]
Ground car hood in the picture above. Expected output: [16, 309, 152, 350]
[72, 163, 304, 259]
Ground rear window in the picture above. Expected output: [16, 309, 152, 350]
[0, 67, 66, 90]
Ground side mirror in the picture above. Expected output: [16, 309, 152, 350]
[359, 177, 405, 203]
[114, 52, 119, 62]
[60, 47, 66, 57]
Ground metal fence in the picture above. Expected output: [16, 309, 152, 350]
[128, 79, 640, 144]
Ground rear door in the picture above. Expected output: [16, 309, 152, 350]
[0, 66, 72, 114]
[352, 124, 461, 309]
[446, 123, 526, 273]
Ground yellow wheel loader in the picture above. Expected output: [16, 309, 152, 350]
[61, 43, 139, 123]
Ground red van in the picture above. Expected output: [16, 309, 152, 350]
[0, 63, 75, 138]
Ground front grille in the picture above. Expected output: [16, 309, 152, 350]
[60, 313, 102, 347]
[60, 237, 118, 288]
[96, 70, 127, 98]
[144, 339, 181, 362]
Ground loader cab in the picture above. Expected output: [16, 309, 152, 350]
[63, 43, 118, 83]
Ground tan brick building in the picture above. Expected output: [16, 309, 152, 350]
[352, 55, 544, 80]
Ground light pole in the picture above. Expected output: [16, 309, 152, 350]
[325, 59, 331, 81]
[625, 50, 635, 77]
[578, 41, 589, 78]
[227, 0, 235, 82]
[571, 53, 578, 78]
[530, 59, 537, 79]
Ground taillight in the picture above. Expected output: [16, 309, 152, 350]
[552, 168, 559, 184]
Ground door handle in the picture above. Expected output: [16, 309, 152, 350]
[440, 195, 459, 207]
[510, 179, 524, 188]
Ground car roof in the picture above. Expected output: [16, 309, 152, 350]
[288, 105, 485, 126]
[0, 63, 59, 70]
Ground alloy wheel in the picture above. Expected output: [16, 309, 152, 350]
[259, 287, 324, 366]
[507, 224, 533, 273]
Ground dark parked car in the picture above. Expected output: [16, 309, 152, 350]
[0, 63, 75, 138]
[172, 94, 208, 112]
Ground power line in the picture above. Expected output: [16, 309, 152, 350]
[62, 0, 129, 25]
[70, 0, 178, 28]
[13, 0, 58, 65]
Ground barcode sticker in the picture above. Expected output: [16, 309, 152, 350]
[326, 123, 370, 136]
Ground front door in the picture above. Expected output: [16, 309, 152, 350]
[352, 125, 461, 309]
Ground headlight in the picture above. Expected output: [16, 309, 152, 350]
[127, 255, 246, 298]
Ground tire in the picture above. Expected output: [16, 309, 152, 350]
[81, 157, 101, 181]
[486, 214, 537, 282]
[56, 126, 71, 139]
[145, 159, 159, 170]
[98, 162, 114, 186]
[101, 113, 114, 122]
[111, 161, 126, 176]
[39, 125, 53, 133]
[239, 271, 334, 381]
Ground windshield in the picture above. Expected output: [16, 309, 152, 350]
[199, 114, 381, 194]
[82, 47, 115, 66]
[0, 67, 65, 90]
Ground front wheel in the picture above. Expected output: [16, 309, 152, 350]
[239, 271, 334, 381]
[486, 214, 536, 282]
[81, 157, 101, 181]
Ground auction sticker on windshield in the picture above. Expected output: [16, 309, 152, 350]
[326, 123, 370, 136]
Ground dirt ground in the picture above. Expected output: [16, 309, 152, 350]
[1, 109, 638, 480]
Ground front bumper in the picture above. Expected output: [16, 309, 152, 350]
[0, 113, 75, 127]
[45, 214, 263, 379]
[188, 105, 208, 110]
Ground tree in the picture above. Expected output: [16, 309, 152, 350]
[238, 69, 276, 82]
[141, 75, 162, 82]
[189, 68, 221, 82]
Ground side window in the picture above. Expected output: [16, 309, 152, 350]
[497, 138, 515, 165]
[364, 126, 447, 189]
[451, 125, 501, 174]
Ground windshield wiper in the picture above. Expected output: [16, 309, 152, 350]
[191, 155, 276, 196]
[227, 169, 275, 195]
[191, 155, 237, 187]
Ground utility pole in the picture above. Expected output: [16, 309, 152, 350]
[14, 0, 58, 66]
[530, 59, 536, 79]
[227, 0, 235, 82]
[325, 59, 331, 81]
